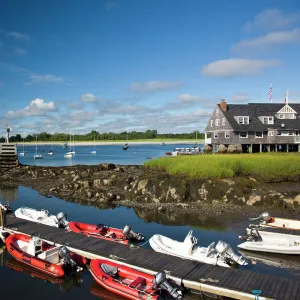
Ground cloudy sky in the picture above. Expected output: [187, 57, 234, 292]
[0, 0, 299, 136]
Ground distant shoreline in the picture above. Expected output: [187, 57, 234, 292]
[15, 140, 204, 146]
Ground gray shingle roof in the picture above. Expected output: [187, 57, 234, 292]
[218, 103, 300, 131]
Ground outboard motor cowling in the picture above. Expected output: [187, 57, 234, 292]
[56, 212, 68, 228]
[250, 211, 272, 222]
[153, 272, 181, 299]
[122, 225, 145, 241]
[59, 246, 77, 268]
[215, 241, 248, 266]
[0, 202, 13, 214]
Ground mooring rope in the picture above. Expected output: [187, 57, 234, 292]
[129, 239, 150, 249]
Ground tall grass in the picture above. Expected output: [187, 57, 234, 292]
[144, 153, 300, 181]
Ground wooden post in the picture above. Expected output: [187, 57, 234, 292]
[0, 206, 3, 228]
[287, 144, 289, 152]
[267, 144, 270, 152]
[298, 144, 300, 152]
[259, 144, 262, 153]
[249, 144, 252, 153]
[275, 144, 278, 152]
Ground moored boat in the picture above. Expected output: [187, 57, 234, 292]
[149, 231, 247, 267]
[249, 211, 300, 230]
[15, 207, 69, 228]
[90, 259, 182, 299]
[238, 228, 300, 254]
[68, 222, 144, 244]
[4, 233, 85, 277]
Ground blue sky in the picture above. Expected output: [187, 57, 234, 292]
[0, 0, 300, 135]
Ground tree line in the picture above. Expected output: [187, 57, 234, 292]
[0, 130, 204, 143]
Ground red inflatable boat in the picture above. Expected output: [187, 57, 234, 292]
[68, 222, 144, 244]
[5, 233, 86, 278]
[90, 259, 182, 300]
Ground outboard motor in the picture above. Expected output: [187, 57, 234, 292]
[59, 246, 77, 268]
[215, 241, 248, 266]
[56, 212, 68, 228]
[122, 225, 145, 241]
[153, 272, 182, 299]
[250, 211, 272, 223]
[0, 202, 13, 214]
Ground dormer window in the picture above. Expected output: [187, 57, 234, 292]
[261, 117, 274, 124]
[236, 116, 249, 124]
[211, 120, 214, 127]
[215, 119, 220, 126]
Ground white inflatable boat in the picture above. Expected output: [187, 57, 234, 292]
[14, 207, 69, 228]
[149, 230, 247, 267]
[238, 228, 300, 254]
[249, 211, 300, 230]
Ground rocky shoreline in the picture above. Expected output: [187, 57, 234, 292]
[1, 163, 300, 224]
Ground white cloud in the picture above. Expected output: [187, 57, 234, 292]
[6, 31, 30, 41]
[80, 93, 98, 102]
[130, 81, 182, 92]
[6, 98, 57, 118]
[245, 9, 300, 32]
[177, 94, 206, 103]
[13, 47, 27, 55]
[232, 28, 300, 52]
[229, 93, 251, 103]
[202, 58, 278, 77]
[25, 74, 71, 85]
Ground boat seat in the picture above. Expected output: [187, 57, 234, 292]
[38, 246, 60, 264]
[101, 263, 118, 277]
[206, 242, 215, 257]
[129, 277, 146, 289]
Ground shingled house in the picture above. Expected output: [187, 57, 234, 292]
[204, 100, 300, 153]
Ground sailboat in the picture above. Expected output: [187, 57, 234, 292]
[33, 136, 44, 159]
[64, 134, 73, 158]
[19, 139, 25, 156]
[48, 143, 54, 155]
[122, 132, 129, 150]
[91, 138, 96, 154]
[193, 130, 198, 148]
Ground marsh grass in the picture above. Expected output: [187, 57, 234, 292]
[144, 153, 300, 181]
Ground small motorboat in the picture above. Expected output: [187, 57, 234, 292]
[149, 231, 247, 267]
[66, 150, 75, 155]
[90, 282, 125, 300]
[15, 207, 69, 228]
[68, 222, 144, 244]
[19, 152, 25, 156]
[48, 150, 54, 156]
[165, 151, 172, 155]
[238, 228, 300, 254]
[5, 233, 85, 277]
[249, 211, 300, 230]
[90, 259, 182, 299]
[123, 143, 129, 150]
[91, 150, 96, 154]
[34, 154, 44, 159]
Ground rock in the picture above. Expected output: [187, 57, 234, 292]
[49, 187, 56, 192]
[246, 194, 262, 206]
[87, 190, 93, 198]
[78, 180, 90, 188]
[74, 183, 80, 190]
[99, 163, 116, 170]
[115, 167, 125, 172]
[93, 179, 102, 188]
[227, 144, 243, 153]
[63, 170, 69, 175]
[218, 144, 228, 153]
[107, 193, 117, 202]
[73, 175, 80, 182]
[103, 179, 112, 186]
[203, 144, 212, 153]
[158, 206, 166, 212]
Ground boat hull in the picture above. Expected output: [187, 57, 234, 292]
[68, 222, 129, 244]
[90, 259, 160, 300]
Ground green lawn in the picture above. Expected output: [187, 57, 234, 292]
[144, 153, 300, 181]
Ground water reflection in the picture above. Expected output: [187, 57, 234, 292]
[133, 206, 228, 230]
[0, 186, 18, 205]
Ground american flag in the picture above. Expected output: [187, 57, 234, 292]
[269, 84, 272, 102]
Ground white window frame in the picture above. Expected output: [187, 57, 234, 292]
[268, 131, 274, 136]
[279, 114, 284, 119]
[214, 132, 218, 138]
[255, 132, 263, 138]
[277, 131, 292, 136]
[215, 119, 220, 126]
[222, 118, 225, 126]
[211, 120, 213, 127]
[239, 132, 248, 138]
[237, 116, 249, 124]
[225, 132, 230, 138]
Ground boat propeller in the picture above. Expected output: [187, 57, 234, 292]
[153, 272, 182, 299]
[122, 225, 145, 242]
[215, 241, 248, 266]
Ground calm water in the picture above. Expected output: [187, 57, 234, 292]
[1, 186, 300, 299]
[17, 143, 200, 166]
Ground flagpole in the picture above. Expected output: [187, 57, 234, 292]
[269, 83, 272, 103]
[286, 89, 289, 105]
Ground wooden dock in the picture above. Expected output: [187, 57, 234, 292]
[3, 215, 300, 300]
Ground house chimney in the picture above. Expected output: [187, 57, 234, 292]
[220, 99, 227, 112]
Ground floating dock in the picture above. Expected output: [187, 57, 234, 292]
[3, 215, 300, 300]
